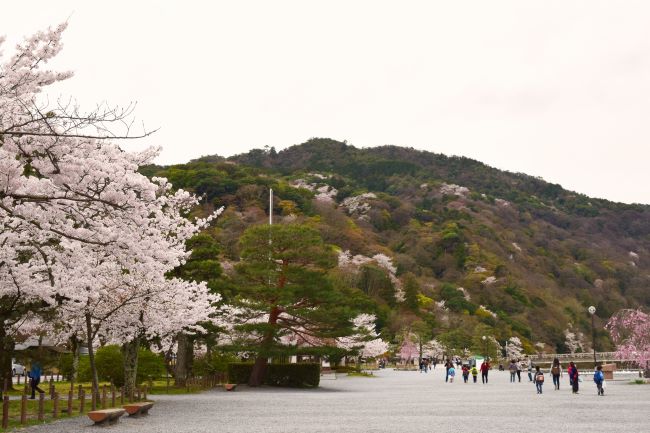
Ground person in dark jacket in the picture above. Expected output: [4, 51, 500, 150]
[445, 359, 453, 382]
[550, 358, 562, 390]
[28, 361, 45, 399]
[569, 362, 580, 394]
[594, 365, 605, 396]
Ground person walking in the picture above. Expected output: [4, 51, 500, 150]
[594, 365, 605, 396]
[432, 358, 438, 370]
[550, 358, 562, 390]
[527, 360, 533, 382]
[462, 364, 469, 383]
[480, 359, 490, 384]
[569, 362, 580, 394]
[508, 360, 517, 383]
[448, 366, 456, 383]
[28, 361, 45, 399]
[445, 359, 452, 383]
[471, 365, 479, 383]
[534, 366, 545, 394]
[516, 360, 522, 382]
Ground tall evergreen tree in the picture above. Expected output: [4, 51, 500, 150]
[232, 224, 357, 386]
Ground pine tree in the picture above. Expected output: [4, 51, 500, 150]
[233, 224, 357, 386]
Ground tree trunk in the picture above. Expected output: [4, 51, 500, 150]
[84, 313, 100, 405]
[0, 326, 15, 391]
[122, 338, 139, 397]
[70, 335, 80, 391]
[248, 307, 280, 387]
[174, 333, 193, 387]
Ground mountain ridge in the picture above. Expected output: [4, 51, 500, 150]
[142, 138, 650, 355]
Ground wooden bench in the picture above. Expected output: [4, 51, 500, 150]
[87, 408, 125, 425]
[123, 401, 154, 417]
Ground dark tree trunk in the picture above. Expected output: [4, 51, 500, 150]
[122, 338, 139, 397]
[0, 326, 15, 391]
[85, 313, 100, 405]
[174, 333, 193, 387]
[69, 335, 80, 391]
[248, 307, 280, 387]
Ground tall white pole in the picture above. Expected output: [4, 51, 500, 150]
[269, 188, 273, 226]
[268, 188, 273, 287]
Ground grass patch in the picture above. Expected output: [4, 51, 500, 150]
[346, 372, 376, 378]
[630, 379, 648, 385]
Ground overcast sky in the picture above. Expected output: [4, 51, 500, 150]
[2, 1, 650, 204]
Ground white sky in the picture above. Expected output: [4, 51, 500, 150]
[2, 1, 650, 204]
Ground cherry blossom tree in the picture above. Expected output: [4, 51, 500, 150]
[336, 314, 388, 366]
[506, 336, 524, 360]
[399, 339, 419, 365]
[606, 309, 650, 377]
[0, 24, 221, 396]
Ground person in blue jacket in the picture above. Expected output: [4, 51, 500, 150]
[28, 361, 45, 399]
[594, 365, 605, 396]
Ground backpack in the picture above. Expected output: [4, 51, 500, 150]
[536, 372, 544, 383]
[594, 371, 604, 383]
[551, 365, 560, 375]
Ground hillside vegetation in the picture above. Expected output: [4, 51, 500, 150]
[141, 138, 650, 355]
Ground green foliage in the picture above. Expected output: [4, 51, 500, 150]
[193, 352, 239, 376]
[358, 264, 396, 306]
[439, 283, 478, 314]
[503, 284, 531, 307]
[136, 349, 166, 383]
[232, 224, 359, 358]
[227, 363, 320, 387]
[95, 345, 123, 385]
[58, 346, 164, 387]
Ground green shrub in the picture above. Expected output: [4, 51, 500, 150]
[136, 349, 166, 384]
[227, 363, 320, 388]
[58, 345, 165, 386]
[58, 353, 90, 381]
[193, 353, 238, 376]
[227, 363, 253, 384]
[265, 364, 320, 388]
[95, 345, 124, 385]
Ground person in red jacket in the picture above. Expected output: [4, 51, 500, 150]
[480, 360, 490, 384]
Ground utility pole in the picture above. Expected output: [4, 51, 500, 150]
[588, 306, 597, 365]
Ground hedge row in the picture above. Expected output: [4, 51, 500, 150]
[227, 363, 320, 388]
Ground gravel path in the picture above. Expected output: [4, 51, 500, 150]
[22, 369, 650, 433]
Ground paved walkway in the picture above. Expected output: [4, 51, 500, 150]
[22, 369, 650, 433]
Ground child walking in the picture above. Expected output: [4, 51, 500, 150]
[462, 365, 469, 383]
[534, 366, 544, 394]
[448, 366, 456, 383]
[594, 365, 605, 396]
[471, 365, 478, 383]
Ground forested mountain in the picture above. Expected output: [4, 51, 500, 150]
[141, 138, 650, 355]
